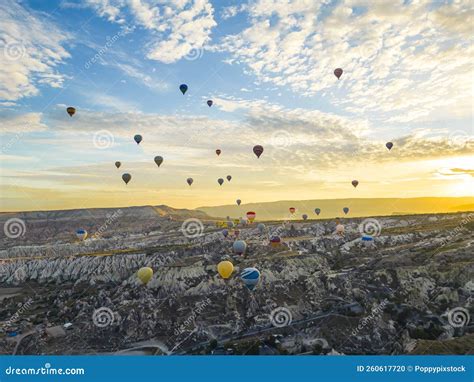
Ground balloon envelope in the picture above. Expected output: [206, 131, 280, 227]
[75, 229, 87, 241]
[179, 84, 188, 94]
[134, 134, 142, 144]
[218, 178, 224, 186]
[270, 235, 281, 247]
[187, 178, 193, 186]
[154, 156, 163, 167]
[386, 142, 393, 150]
[236, 199, 241, 206]
[226, 175, 232, 182]
[115, 161, 121, 169]
[352, 180, 359, 188]
[257, 223, 266, 234]
[233, 240, 247, 255]
[137, 267, 153, 284]
[217, 261, 233, 279]
[246, 211, 256, 222]
[240, 267, 260, 291]
[122, 173, 131, 185]
[302, 214, 308, 220]
[334, 68, 343, 79]
[253, 145, 264, 158]
[222, 229, 229, 238]
[216, 149, 221, 156]
[315, 208, 321, 215]
[343, 207, 349, 215]
[289, 207, 296, 214]
[66, 107, 76, 117]
[207, 100, 213, 107]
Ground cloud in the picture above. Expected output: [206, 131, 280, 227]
[85, 0, 217, 63]
[0, 112, 47, 134]
[218, 0, 473, 123]
[0, 0, 71, 102]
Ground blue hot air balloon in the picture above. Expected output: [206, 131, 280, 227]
[240, 267, 260, 291]
[75, 229, 87, 241]
[257, 223, 266, 234]
[315, 208, 321, 215]
[361, 235, 373, 241]
[233, 240, 247, 255]
[222, 229, 229, 238]
[179, 84, 188, 95]
[227, 221, 234, 229]
[134, 134, 142, 144]
[343, 207, 349, 215]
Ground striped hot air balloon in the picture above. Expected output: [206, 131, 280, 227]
[240, 267, 260, 291]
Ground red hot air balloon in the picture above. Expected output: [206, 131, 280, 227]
[289, 207, 296, 214]
[253, 145, 264, 158]
[270, 236, 281, 248]
[216, 149, 221, 156]
[352, 180, 359, 188]
[246, 211, 256, 223]
[334, 68, 343, 79]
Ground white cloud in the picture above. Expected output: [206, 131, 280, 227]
[0, 0, 71, 102]
[85, 0, 217, 63]
[218, 0, 474, 123]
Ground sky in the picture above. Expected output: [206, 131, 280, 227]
[0, 0, 473, 212]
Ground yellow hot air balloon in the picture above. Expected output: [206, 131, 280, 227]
[217, 261, 234, 279]
[137, 267, 153, 284]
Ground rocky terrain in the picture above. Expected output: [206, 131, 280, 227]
[0, 206, 473, 355]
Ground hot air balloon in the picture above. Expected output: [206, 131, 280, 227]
[154, 156, 163, 167]
[361, 235, 373, 242]
[302, 214, 308, 221]
[289, 207, 296, 214]
[240, 267, 260, 291]
[122, 173, 131, 185]
[233, 240, 247, 255]
[217, 261, 233, 279]
[386, 142, 393, 150]
[187, 178, 193, 186]
[343, 207, 349, 215]
[334, 68, 343, 79]
[236, 199, 241, 206]
[115, 161, 121, 169]
[222, 229, 229, 238]
[75, 229, 87, 241]
[233, 218, 240, 225]
[207, 100, 213, 107]
[239, 218, 247, 225]
[315, 208, 321, 215]
[270, 236, 281, 248]
[216, 149, 221, 156]
[226, 175, 232, 182]
[137, 267, 153, 285]
[257, 223, 266, 234]
[234, 229, 240, 238]
[66, 107, 76, 117]
[352, 180, 359, 188]
[218, 178, 224, 186]
[253, 145, 264, 158]
[336, 224, 345, 236]
[179, 84, 188, 95]
[227, 221, 234, 229]
[246, 211, 256, 223]
[134, 134, 142, 144]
